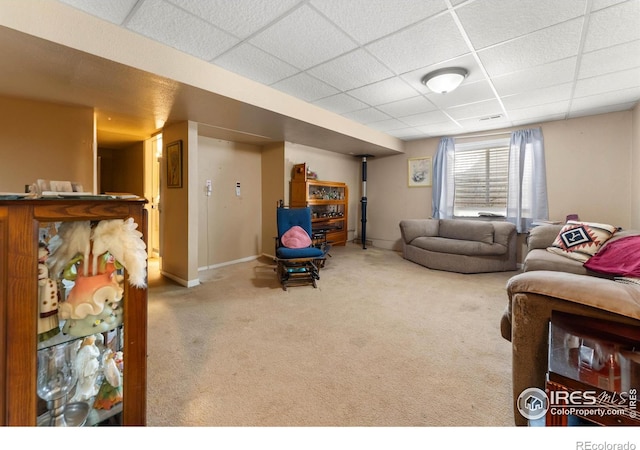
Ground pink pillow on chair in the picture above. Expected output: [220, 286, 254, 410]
[281, 226, 312, 249]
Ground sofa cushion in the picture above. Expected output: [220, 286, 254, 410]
[399, 219, 439, 244]
[527, 224, 563, 250]
[411, 236, 507, 256]
[523, 249, 588, 275]
[547, 220, 617, 262]
[438, 219, 494, 244]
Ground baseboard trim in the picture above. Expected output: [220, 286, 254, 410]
[198, 254, 260, 272]
[160, 270, 200, 288]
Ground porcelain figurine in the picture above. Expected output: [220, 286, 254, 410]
[71, 335, 101, 402]
[37, 243, 60, 342]
[93, 349, 123, 410]
[58, 255, 124, 336]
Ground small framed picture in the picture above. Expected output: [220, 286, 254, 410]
[166, 140, 183, 188]
[408, 156, 432, 187]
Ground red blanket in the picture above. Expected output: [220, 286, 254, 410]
[583, 235, 640, 277]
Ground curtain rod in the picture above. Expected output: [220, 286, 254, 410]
[454, 131, 512, 140]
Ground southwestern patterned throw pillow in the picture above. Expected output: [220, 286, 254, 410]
[546, 220, 617, 262]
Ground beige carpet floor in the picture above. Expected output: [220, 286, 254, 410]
[146, 243, 519, 427]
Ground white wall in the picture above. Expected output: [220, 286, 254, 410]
[198, 136, 263, 268]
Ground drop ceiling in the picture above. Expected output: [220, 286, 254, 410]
[3, 0, 640, 154]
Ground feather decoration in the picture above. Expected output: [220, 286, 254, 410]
[91, 218, 147, 288]
[46, 221, 92, 279]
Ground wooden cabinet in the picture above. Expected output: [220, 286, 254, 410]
[290, 163, 348, 246]
[0, 198, 148, 426]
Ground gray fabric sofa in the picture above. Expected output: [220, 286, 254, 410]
[399, 218, 518, 273]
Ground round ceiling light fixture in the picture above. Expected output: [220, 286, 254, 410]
[421, 67, 468, 94]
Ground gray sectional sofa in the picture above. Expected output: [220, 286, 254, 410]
[399, 218, 518, 273]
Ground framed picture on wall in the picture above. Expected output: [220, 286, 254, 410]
[408, 156, 432, 187]
[166, 140, 183, 188]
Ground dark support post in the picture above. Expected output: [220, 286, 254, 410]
[357, 154, 373, 249]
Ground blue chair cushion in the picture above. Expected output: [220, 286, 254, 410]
[276, 246, 324, 259]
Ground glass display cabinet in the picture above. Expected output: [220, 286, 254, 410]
[290, 163, 349, 246]
[0, 197, 148, 426]
[546, 311, 640, 426]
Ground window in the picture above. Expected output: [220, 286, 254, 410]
[453, 138, 510, 217]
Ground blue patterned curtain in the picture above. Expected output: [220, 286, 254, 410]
[506, 128, 549, 233]
[432, 137, 455, 219]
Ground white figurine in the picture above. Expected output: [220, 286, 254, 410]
[93, 349, 123, 410]
[71, 335, 101, 402]
[37, 244, 60, 342]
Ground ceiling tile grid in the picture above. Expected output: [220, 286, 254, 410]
[55, 0, 640, 140]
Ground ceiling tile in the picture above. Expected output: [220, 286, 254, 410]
[366, 13, 469, 74]
[511, 114, 565, 127]
[58, 0, 138, 25]
[342, 108, 391, 124]
[309, 0, 447, 44]
[376, 96, 437, 117]
[126, 0, 239, 60]
[507, 101, 570, 121]
[347, 77, 419, 106]
[307, 49, 395, 91]
[312, 94, 370, 114]
[166, 0, 303, 38]
[569, 100, 639, 118]
[574, 67, 640, 97]
[271, 72, 339, 102]
[367, 118, 410, 132]
[571, 87, 640, 111]
[583, 0, 640, 52]
[213, 43, 299, 85]
[426, 81, 497, 109]
[578, 40, 640, 79]
[478, 19, 583, 77]
[401, 110, 452, 127]
[502, 83, 574, 110]
[415, 121, 463, 136]
[456, 116, 512, 133]
[249, 5, 358, 70]
[456, 0, 585, 49]
[492, 58, 578, 96]
[591, 0, 631, 11]
[386, 127, 428, 140]
[31, 1, 640, 144]
[445, 98, 504, 121]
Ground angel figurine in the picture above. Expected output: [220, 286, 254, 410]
[93, 349, 123, 410]
[71, 335, 101, 402]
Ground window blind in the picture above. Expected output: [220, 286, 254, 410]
[454, 145, 509, 214]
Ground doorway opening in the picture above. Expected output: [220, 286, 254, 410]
[146, 134, 162, 259]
